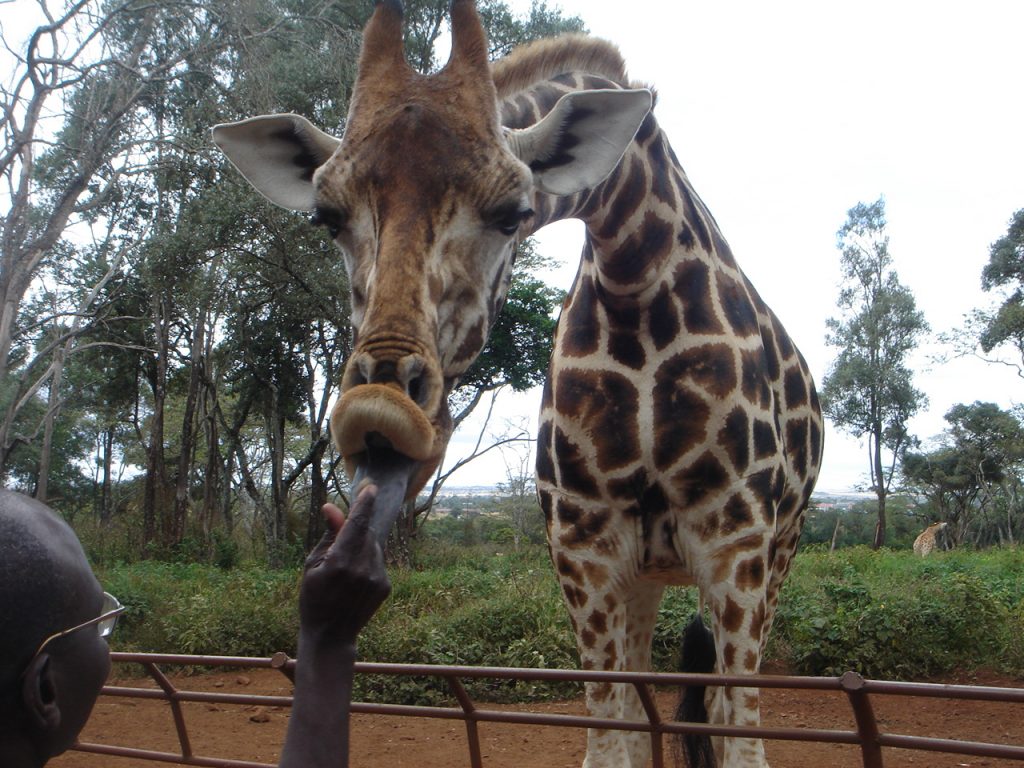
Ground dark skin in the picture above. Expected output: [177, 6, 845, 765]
[279, 482, 393, 768]
[0, 492, 111, 768]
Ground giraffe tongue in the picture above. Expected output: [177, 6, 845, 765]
[351, 435, 415, 548]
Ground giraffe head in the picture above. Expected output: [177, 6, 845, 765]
[213, 0, 651, 500]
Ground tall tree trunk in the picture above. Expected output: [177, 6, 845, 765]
[35, 346, 66, 503]
[201, 388, 220, 537]
[305, 441, 329, 551]
[265, 390, 288, 566]
[143, 296, 170, 551]
[386, 502, 416, 567]
[100, 425, 114, 525]
[173, 309, 206, 544]
[873, 491, 887, 550]
[871, 424, 887, 549]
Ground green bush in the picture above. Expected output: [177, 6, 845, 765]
[98, 544, 1024, 702]
[775, 547, 1024, 678]
[99, 562, 300, 657]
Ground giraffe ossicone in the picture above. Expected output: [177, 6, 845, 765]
[214, 2, 823, 766]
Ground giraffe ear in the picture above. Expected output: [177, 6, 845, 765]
[212, 114, 341, 211]
[507, 89, 653, 197]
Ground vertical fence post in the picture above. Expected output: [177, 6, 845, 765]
[143, 661, 193, 761]
[840, 671, 884, 768]
[447, 675, 484, 768]
[271, 651, 295, 682]
[633, 682, 665, 768]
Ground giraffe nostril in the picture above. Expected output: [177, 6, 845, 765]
[354, 356, 371, 387]
[398, 355, 428, 407]
[406, 371, 425, 406]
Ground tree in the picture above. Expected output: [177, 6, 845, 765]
[902, 401, 1024, 546]
[490, 420, 544, 549]
[820, 198, 929, 548]
[0, 0, 581, 564]
[953, 209, 1024, 376]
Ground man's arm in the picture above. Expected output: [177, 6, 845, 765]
[278, 487, 391, 768]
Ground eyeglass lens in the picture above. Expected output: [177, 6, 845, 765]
[98, 592, 122, 638]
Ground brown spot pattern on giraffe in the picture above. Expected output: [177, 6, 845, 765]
[719, 406, 751, 474]
[595, 155, 646, 240]
[735, 555, 766, 590]
[673, 259, 724, 335]
[553, 368, 641, 472]
[648, 283, 681, 350]
[722, 494, 754, 535]
[551, 427, 600, 498]
[652, 385, 709, 470]
[587, 610, 608, 634]
[603, 211, 675, 286]
[560, 274, 600, 358]
[721, 596, 744, 633]
[556, 552, 584, 585]
[718, 273, 760, 337]
[555, 497, 612, 549]
[671, 451, 730, 507]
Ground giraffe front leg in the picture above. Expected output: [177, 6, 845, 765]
[552, 548, 662, 768]
[701, 545, 773, 768]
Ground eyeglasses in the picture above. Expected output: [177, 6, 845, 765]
[27, 592, 125, 664]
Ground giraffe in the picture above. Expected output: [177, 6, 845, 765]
[212, 2, 823, 767]
[913, 522, 948, 556]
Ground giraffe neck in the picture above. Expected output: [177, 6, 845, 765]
[505, 75, 737, 305]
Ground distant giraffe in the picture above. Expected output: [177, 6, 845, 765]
[213, 3, 823, 767]
[913, 522, 948, 556]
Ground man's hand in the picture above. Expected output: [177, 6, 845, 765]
[299, 484, 392, 644]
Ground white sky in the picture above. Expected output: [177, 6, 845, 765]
[443, 0, 1024, 493]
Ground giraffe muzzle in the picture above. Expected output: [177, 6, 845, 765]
[331, 383, 436, 465]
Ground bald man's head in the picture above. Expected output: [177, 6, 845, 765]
[0, 490, 111, 767]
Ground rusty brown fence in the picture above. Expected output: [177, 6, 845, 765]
[70, 651, 1024, 768]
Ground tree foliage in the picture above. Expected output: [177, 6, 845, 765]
[0, 0, 581, 564]
[973, 209, 1024, 370]
[821, 197, 929, 548]
[902, 401, 1024, 546]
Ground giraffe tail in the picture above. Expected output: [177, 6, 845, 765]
[674, 613, 716, 768]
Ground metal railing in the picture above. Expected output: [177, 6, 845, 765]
[68, 651, 1024, 768]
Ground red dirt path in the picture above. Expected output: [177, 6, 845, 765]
[53, 666, 1024, 768]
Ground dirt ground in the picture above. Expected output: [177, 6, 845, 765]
[52, 665, 1024, 768]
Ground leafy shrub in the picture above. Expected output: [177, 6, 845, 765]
[99, 562, 300, 657]
[776, 547, 1024, 678]
[98, 544, 1024, 700]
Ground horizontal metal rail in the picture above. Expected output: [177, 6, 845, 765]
[67, 652, 1024, 768]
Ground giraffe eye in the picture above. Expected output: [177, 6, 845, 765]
[311, 206, 347, 239]
[491, 207, 534, 237]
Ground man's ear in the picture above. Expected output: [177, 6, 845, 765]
[21, 654, 61, 732]
[506, 88, 653, 196]
[211, 114, 342, 211]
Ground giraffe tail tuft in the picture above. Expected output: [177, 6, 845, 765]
[675, 613, 716, 768]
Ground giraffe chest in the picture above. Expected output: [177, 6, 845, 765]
[536, 277, 819, 578]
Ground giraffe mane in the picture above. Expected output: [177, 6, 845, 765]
[491, 34, 650, 99]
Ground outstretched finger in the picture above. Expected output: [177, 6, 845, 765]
[305, 500, 354, 568]
[344, 482, 379, 527]
[327, 484, 379, 559]
[321, 502, 346, 533]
